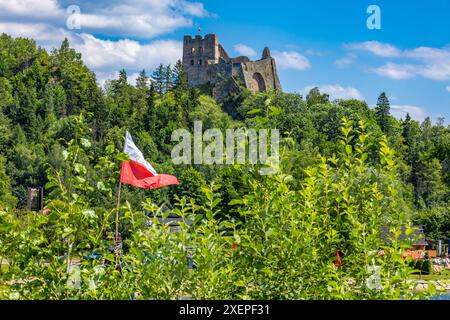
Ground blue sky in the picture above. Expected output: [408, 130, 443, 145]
[0, 0, 449, 122]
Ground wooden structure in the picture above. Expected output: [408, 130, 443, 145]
[26, 187, 44, 211]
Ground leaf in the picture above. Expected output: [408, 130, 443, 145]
[74, 163, 86, 175]
[105, 144, 115, 154]
[62, 227, 74, 238]
[0, 222, 14, 232]
[117, 153, 130, 161]
[76, 176, 86, 183]
[405, 227, 416, 237]
[345, 145, 352, 155]
[247, 108, 262, 115]
[81, 138, 91, 148]
[228, 199, 243, 206]
[45, 181, 58, 189]
[62, 150, 70, 160]
[97, 181, 106, 191]
[162, 209, 170, 222]
[268, 106, 282, 117]
[212, 198, 221, 209]
[427, 282, 437, 295]
[202, 187, 213, 202]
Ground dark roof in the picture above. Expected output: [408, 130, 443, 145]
[145, 205, 193, 228]
[381, 225, 428, 246]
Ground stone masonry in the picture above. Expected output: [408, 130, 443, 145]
[182, 34, 282, 101]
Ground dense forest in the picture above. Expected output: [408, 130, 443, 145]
[0, 34, 449, 299]
[0, 34, 448, 239]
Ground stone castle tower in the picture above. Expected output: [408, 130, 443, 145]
[182, 34, 282, 101]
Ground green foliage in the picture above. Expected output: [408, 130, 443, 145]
[189, 95, 235, 130]
[0, 156, 16, 209]
[410, 260, 432, 275]
[375, 92, 391, 134]
[306, 87, 330, 106]
[0, 33, 449, 300]
[0, 119, 432, 299]
[414, 206, 450, 240]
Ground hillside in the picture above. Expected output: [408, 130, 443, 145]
[0, 34, 449, 299]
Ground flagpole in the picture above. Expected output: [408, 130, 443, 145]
[114, 181, 122, 268]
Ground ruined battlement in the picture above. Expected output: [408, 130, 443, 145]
[183, 34, 217, 41]
[182, 34, 282, 101]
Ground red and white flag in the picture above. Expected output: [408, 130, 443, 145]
[120, 132, 179, 189]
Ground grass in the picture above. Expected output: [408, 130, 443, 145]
[411, 270, 450, 281]
[0, 284, 8, 299]
[0, 258, 8, 272]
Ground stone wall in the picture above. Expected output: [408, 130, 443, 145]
[183, 34, 219, 87]
[182, 34, 282, 100]
[240, 57, 282, 92]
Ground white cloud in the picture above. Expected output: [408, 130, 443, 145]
[0, 0, 212, 39]
[334, 54, 356, 68]
[234, 44, 257, 57]
[0, 22, 71, 49]
[304, 49, 325, 57]
[446, 85, 450, 92]
[390, 105, 427, 122]
[347, 41, 450, 81]
[372, 62, 417, 80]
[405, 46, 450, 61]
[126, 72, 141, 86]
[0, 0, 62, 20]
[273, 51, 311, 71]
[346, 41, 401, 58]
[76, 34, 182, 71]
[176, 1, 211, 17]
[77, 12, 192, 39]
[0, 22, 182, 75]
[300, 84, 363, 101]
[0, 0, 209, 86]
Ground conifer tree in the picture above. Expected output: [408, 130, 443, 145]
[375, 92, 391, 134]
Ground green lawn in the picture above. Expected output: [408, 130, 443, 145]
[411, 270, 450, 281]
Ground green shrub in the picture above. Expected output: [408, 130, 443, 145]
[0, 117, 435, 300]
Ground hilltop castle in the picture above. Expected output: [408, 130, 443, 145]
[182, 34, 282, 101]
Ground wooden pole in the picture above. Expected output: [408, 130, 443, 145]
[115, 181, 122, 268]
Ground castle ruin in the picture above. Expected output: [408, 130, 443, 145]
[182, 34, 282, 101]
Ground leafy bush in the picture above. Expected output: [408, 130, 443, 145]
[0, 117, 435, 300]
[410, 260, 432, 275]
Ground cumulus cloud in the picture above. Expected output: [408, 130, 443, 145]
[0, 0, 212, 39]
[273, 51, 311, 71]
[0, 22, 75, 50]
[303, 49, 325, 57]
[234, 44, 257, 57]
[347, 41, 450, 81]
[0, 0, 210, 85]
[372, 62, 417, 80]
[0, 0, 62, 21]
[0, 22, 182, 78]
[346, 41, 401, 58]
[390, 105, 427, 122]
[76, 34, 182, 71]
[300, 84, 363, 101]
[176, 1, 211, 17]
[334, 54, 357, 68]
